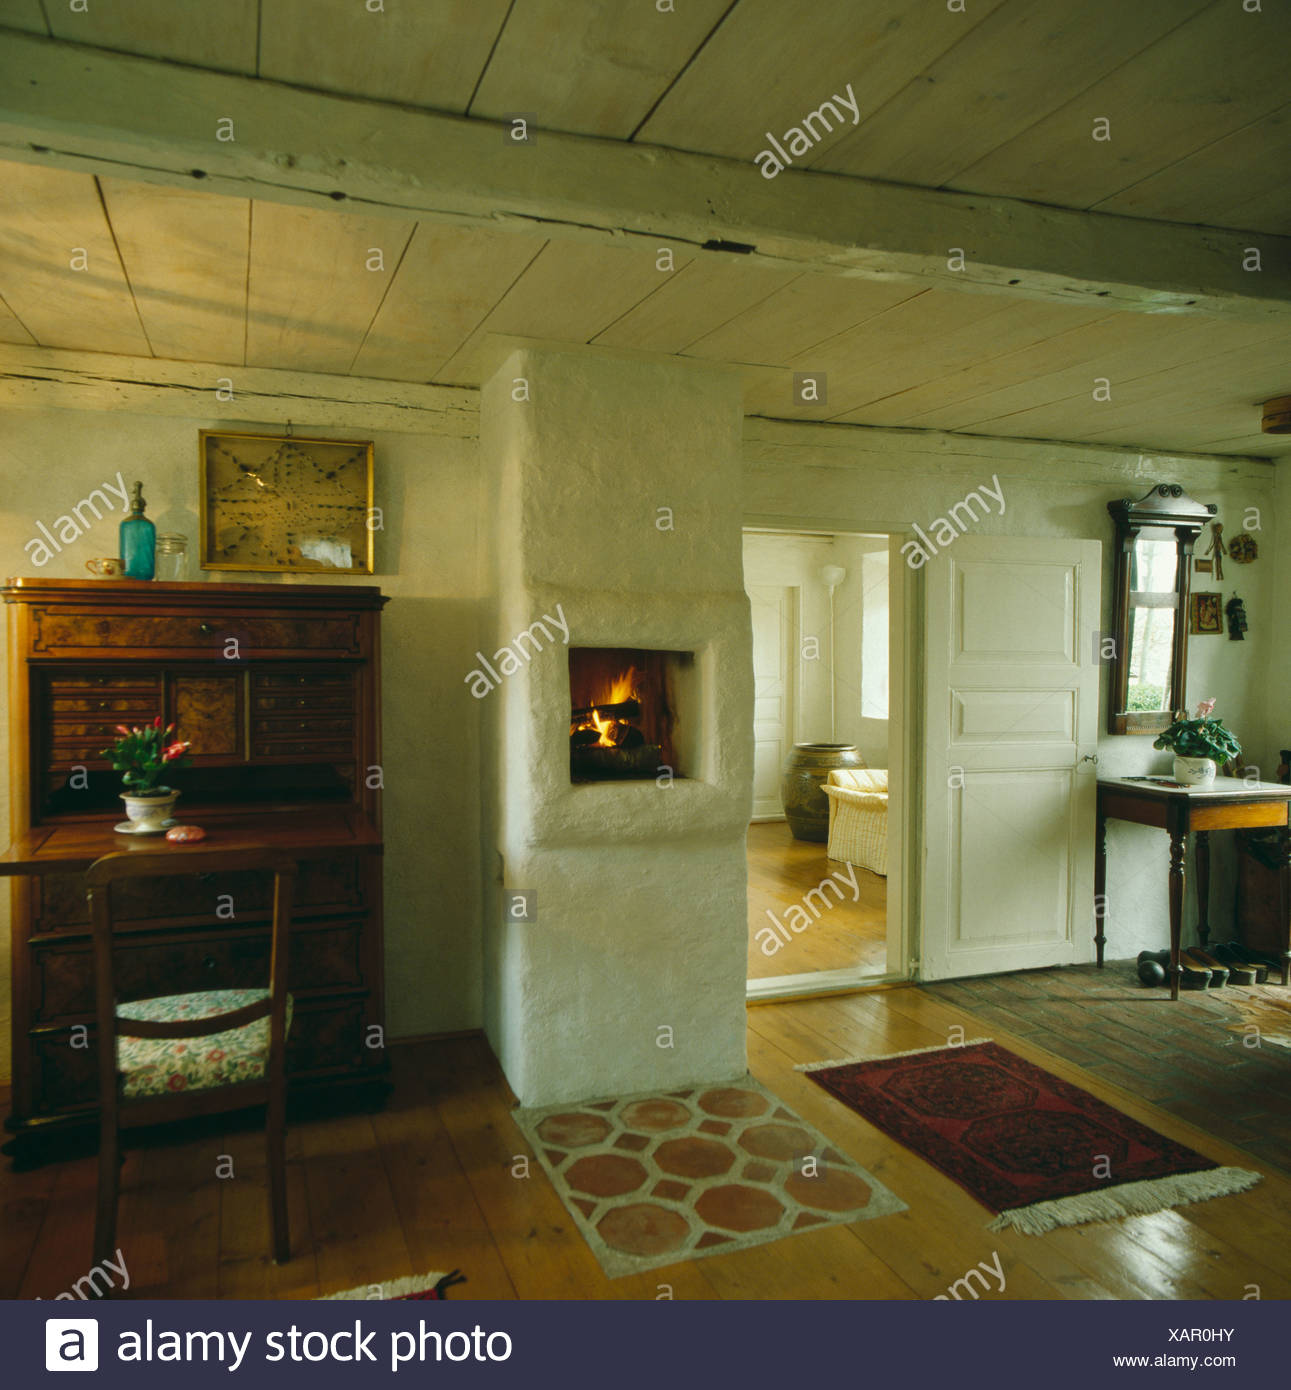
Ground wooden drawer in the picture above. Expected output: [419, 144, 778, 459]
[254, 672, 355, 691]
[30, 607, 363, 658]
[253, 715, 354, 737]
[34, 855, 366, 931]
[252, 691, 355, 713]
[49, 694, 161, 716]
[47, 674, 162, 693]
[32, 919, 367, 1022]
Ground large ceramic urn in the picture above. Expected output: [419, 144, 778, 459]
[780, 743, 864, 842]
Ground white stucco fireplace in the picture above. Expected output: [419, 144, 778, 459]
[479, 346, 754, 1107]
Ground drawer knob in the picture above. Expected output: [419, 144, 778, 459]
[199, 622, 215, 636]
[299, 721, 308, 730]
[97, 700, 109, 710]
[202, 956, 217, 971]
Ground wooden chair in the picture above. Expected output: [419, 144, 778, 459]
[87, 848, 298, 1272]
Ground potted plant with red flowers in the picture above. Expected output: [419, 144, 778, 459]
[100, 716, 193, 833]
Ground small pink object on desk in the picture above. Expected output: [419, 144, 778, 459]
[165, 825, 207, 843]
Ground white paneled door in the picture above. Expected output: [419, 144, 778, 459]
[748, 584, 797, 820]
[921, 537, 1101, 980]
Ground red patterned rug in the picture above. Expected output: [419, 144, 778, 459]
[801, 1041, 1260, 1235]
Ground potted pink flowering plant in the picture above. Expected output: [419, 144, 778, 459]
[100, 716, 192, 833]
[1152, 699, 1241, 787]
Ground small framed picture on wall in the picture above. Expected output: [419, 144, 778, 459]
[1190, 591, 1222, 635]
[199, 429, 374, 573]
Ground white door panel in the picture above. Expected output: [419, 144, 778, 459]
[922, 537, 1100, 980]
[748, 584, 797, 820]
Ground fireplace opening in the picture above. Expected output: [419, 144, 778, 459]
[569, 647, 694, 782]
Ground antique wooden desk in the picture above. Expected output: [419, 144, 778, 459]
[3, 578, 388, 1165]
[1096, 776, 1291, 1000]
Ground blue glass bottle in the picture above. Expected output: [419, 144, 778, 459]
[120, 481, 156, 580]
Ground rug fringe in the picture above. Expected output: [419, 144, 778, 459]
[987, 1166, 1263, 1236]
[795, 1039, 993, 1072]
[321, 1270, 452, 1301]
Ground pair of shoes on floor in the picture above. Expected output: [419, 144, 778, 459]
[1213, 941, 1282, 985]
[1136, 948, 1220, 989]
[1136, 944, 1282, 989]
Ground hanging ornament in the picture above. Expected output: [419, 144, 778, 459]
[1225, 594, 1248, 641]
[1228, 533, 1257, 564]
[1205, 521, 1226, 580]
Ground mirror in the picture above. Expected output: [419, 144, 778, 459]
[1108, 485, 1215, 736]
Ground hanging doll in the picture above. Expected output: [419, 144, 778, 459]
[1204, 522, 1226, 580]
[1225, 594, 1247, 640]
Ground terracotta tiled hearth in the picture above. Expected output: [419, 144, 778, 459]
[515, 1077, 905, 1277]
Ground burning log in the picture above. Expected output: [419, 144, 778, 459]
[570, 698, 641, 722]
[571, 744, 662, 779]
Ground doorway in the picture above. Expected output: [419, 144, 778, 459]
[743, 528, 908, 999]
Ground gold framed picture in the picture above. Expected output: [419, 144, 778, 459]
[1189, 591, 1222, 635]
[199, 430, 374, 574]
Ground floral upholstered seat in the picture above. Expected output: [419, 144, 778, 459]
[115, 989, 293, 1100]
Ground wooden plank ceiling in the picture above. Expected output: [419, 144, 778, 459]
[0, 0, 1288, 458]
[8, 0, 1288, 234]
[1, 159, 1286, 458]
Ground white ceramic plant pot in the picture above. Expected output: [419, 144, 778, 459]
[120, 788, 180, 834]
[1173, 756, 1217, 788]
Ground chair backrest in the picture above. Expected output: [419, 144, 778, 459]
[828, 767, 888, 794]
[86, 849, 298, 1103]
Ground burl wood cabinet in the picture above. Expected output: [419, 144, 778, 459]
[3, 579, 388, 1162]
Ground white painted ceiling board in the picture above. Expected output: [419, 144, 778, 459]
[684, 274, 927, 366]
[0, 293, 35, 344]
[46, 0, 259, 73]
[0, 164, 150, 355]
[637, 0, 1005, 164]
[827, 299, 1114, 422]
[887, 314, 1275, 431]
[1093, 103, 1291, 234]
[0, 0, 49, 34]
[591, 259, 799, 355]
[470, 0, 731, 137]
[434, 238, 695, 383]
[950, 2, 1291, 211]
[778, 289, 1027, 414]
[928, 324, 1291, 438]
[244, 201, 414, 374]
[813, 0, 1209, 187]
[100, 178, 249, 365]
[259, 0, 510, 112]
[351, 222, 544, 382]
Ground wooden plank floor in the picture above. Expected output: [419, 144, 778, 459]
[6, 984, 1290, 1300]
[746, 821, 887, 980]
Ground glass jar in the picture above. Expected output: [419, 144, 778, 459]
[154, 533, 189, 583]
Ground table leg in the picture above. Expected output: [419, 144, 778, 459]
[1195, 829, 1211, 949]
[1168, 829, 1186, 1002]
[1094, 806, 1108, 968]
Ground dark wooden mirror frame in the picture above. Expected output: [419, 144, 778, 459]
[1107, 483, 1217, 736]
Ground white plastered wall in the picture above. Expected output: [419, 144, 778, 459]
[479, 347, 753, 1106]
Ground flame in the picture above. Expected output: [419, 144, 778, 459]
[582, 666, 641, 748]
[604, 667, 638, 705]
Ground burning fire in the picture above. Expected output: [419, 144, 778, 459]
[577, 666, 641, 747]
